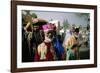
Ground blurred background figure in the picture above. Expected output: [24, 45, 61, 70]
[22, 11, 47, 62]
[63, 25, 75, 46]
[22, 11, 35, 62]
[63, 26, 80, 60]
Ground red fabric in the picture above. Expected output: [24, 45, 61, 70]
[61, 53, 65, 60]
[34, 51, 40, 61]
[34, 42, 54, 61]
[45, 42, 54, 61]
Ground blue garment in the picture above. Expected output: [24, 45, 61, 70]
[53, 37, 64, 60]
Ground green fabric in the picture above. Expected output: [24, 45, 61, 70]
[69, 51, 76, 60]
[66, 49, 77, 60]
[66, 45, 80, 60]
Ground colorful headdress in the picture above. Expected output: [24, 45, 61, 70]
[42, 23, 56, 32]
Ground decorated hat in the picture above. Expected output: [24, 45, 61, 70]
[42, 23, 56, 32]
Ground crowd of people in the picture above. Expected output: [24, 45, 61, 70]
[22, 12, 90, 62]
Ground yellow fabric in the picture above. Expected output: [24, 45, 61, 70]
[37, 43, 47, 60]
[63, 35, 78, 51]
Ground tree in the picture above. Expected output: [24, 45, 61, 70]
[63, 19, 69, 31]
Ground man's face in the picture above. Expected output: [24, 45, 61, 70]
[45, 30, 55, 42]
[47, 30, 54, 39]
[32, 17, 38, 24]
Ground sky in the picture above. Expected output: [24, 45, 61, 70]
[22, 10, 90, 27]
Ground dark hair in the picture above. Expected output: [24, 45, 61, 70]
[71, 44, 78, 50]
[74, 28, 79, 33]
